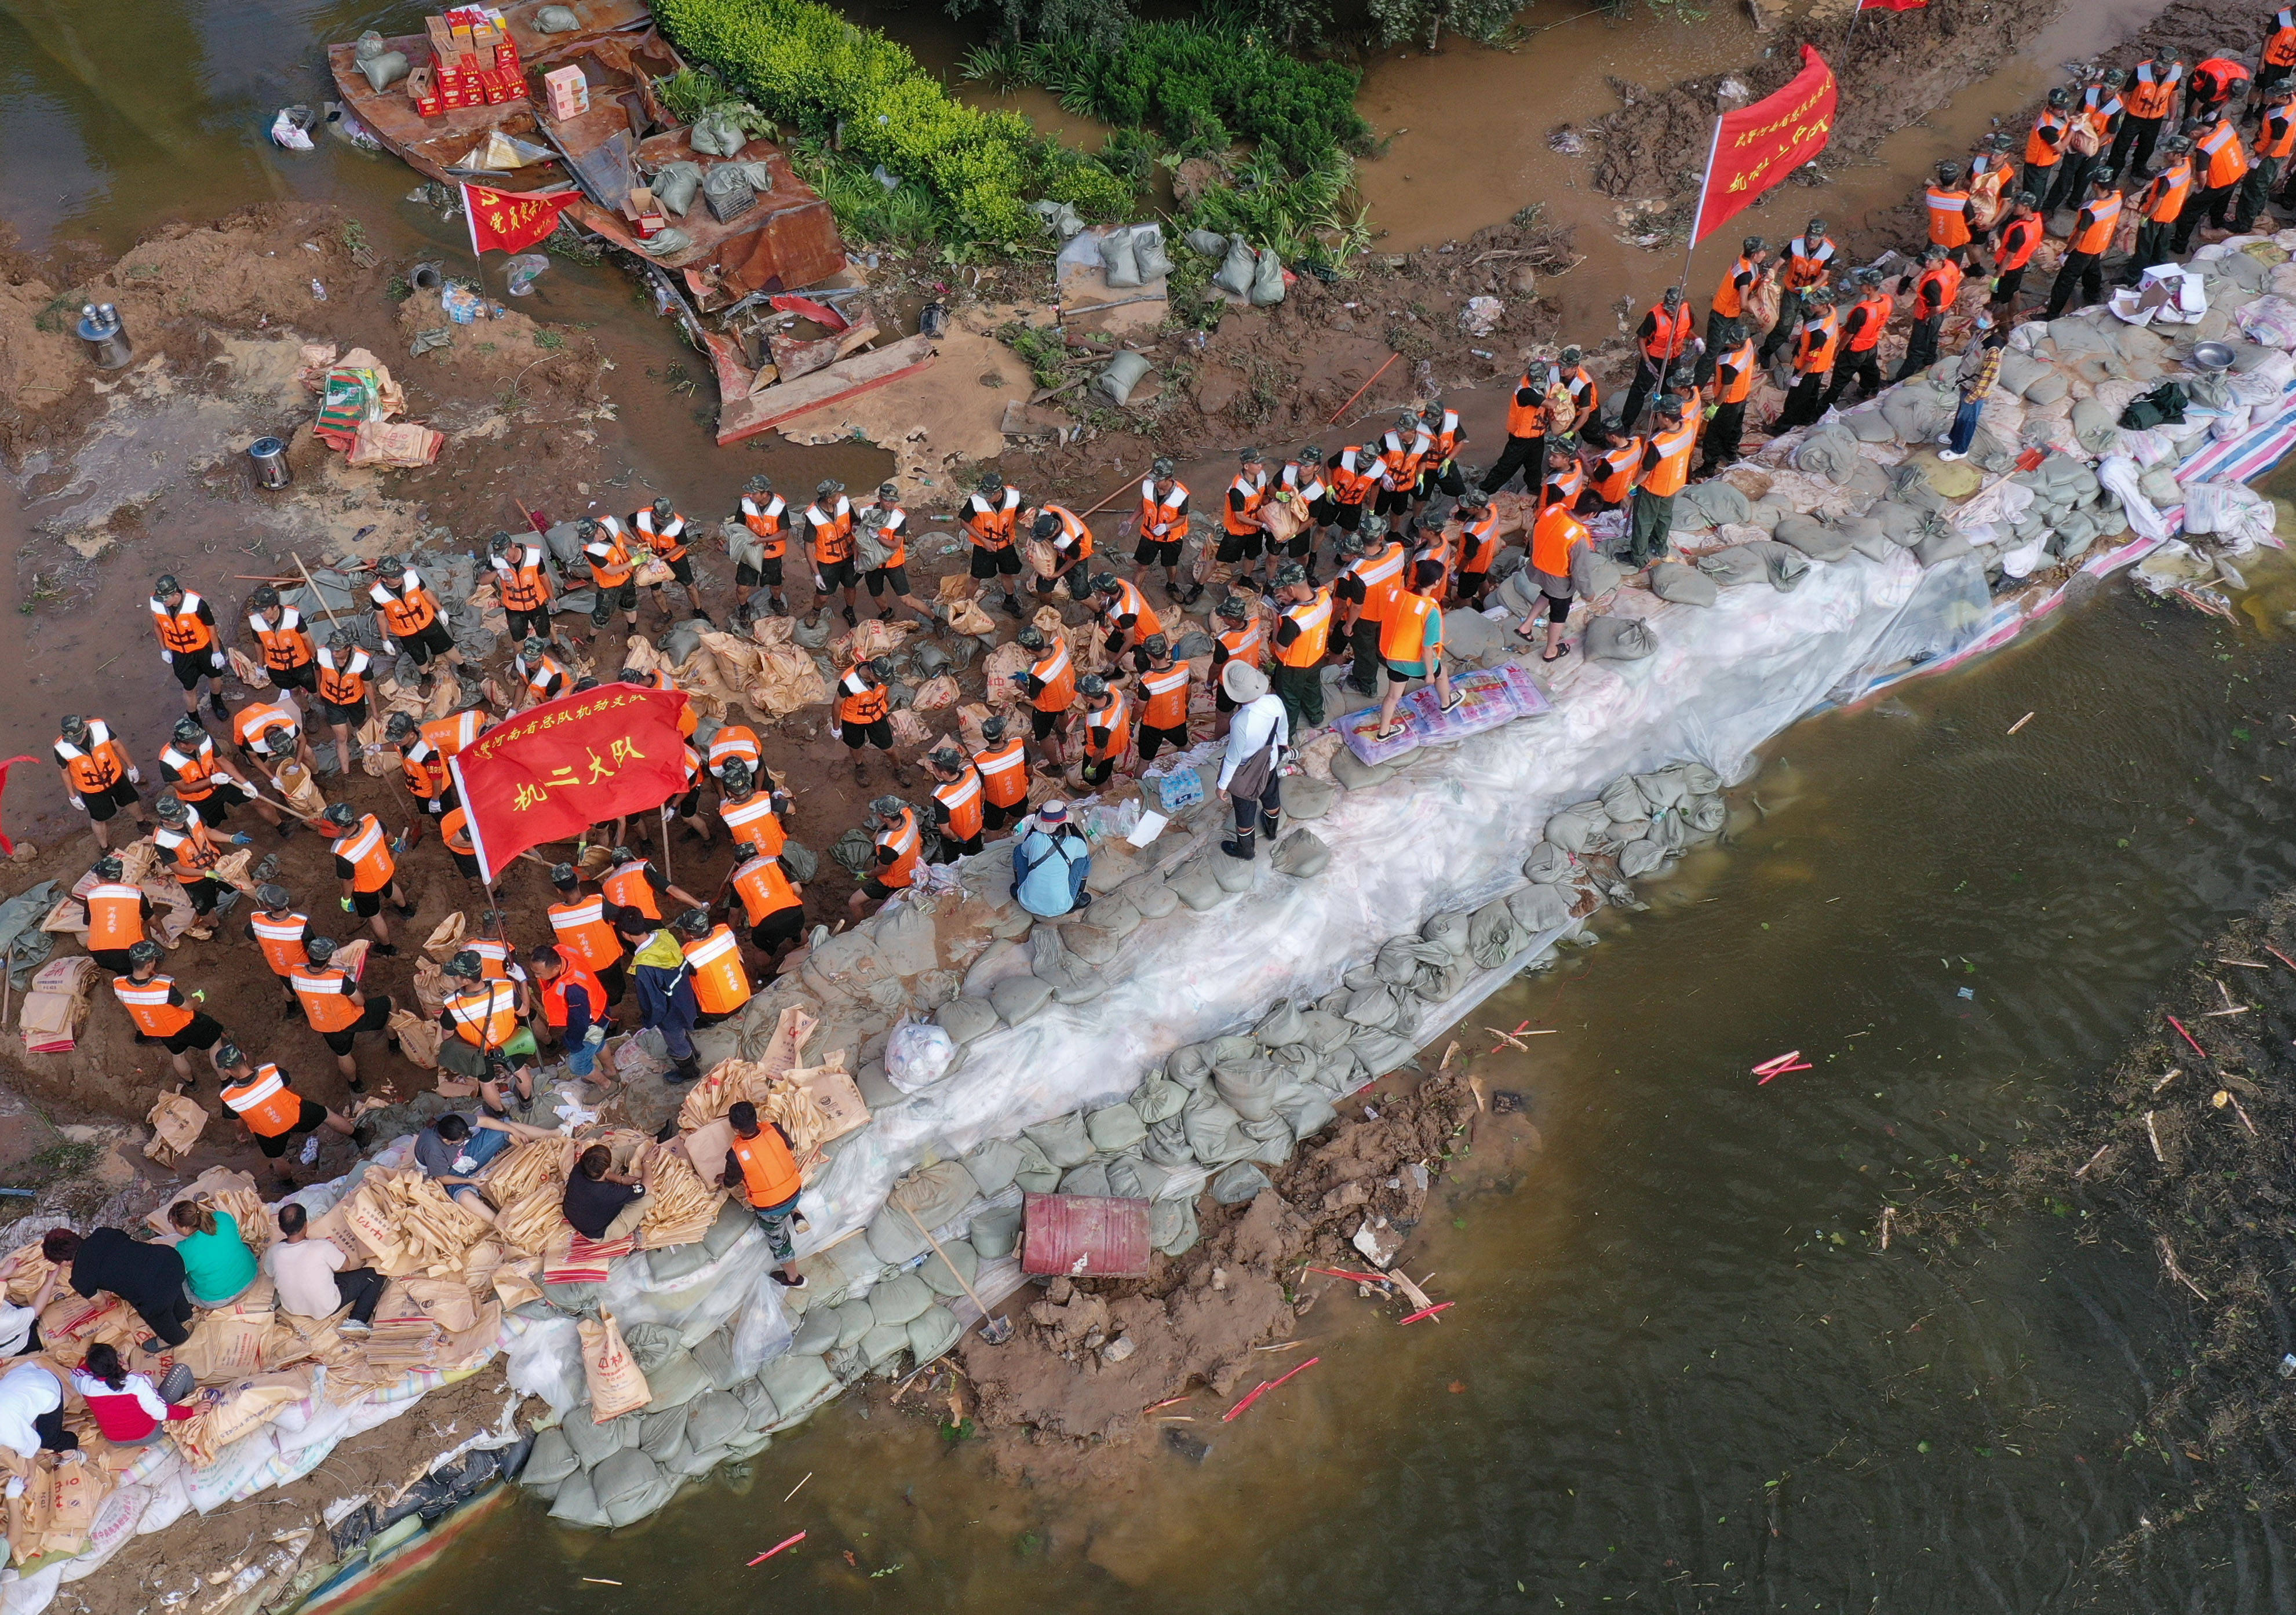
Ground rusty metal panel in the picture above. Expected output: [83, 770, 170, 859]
[1019, 1193, 1153, 1279]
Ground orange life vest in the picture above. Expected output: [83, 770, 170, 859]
[732, 854, 801, 925]
[964, 487, 1022, 551]
[1379, 590, 1441, 665]
[602, 862, 662, 920]
[538, 957, 606, 1028]
[1346, 541, 1408, 625]
[422, 710, 485, 760]
[1714, 338, 1758, 404]
[115, 974, 192, 1037]
[740, 493, 788, 560]
[251, 910, 309, 976]
[1223, 471, 1267, 538]
[1140, 662, 1191, 730]
[1544, 458, 1587, 510]
[1712, 256, 1759, 319]
[150, 593, 214, 657]
[55, 721, 129, 796]
[1592, 440, 1644, 505]
[1083, 694, 1131, 761]
[1029, 641, 1076, 713]
[805, 498, 854, 566]
[2070, 192, 2123, 255]
[932, 764, 985, 841]
[401, 741, 447, 802]
[719, 791, 786, 856]
[155, 819, 221, 885]
[1532, 505, 1590, 579]
[469, 939, 512, 980]
[1913, 260, 1965, 318]
[85, 883, 145, 953]
[975, 739, 1029, 810]
[2126, 60, 2181, 121]
[836, 669, 889, 727]
[1217, 618, 1267, 669]
[706, 725, 761, 778]
[1457, 511, 1501, 577]
[1639, 420, 1698, 498]
[547, 897, 623, 971]
[446, 979, 520, 1051]
[249, 608, 314, 674]
[1925, 185, 1971, 247]
[291, 967, 360, 1033]
[2261, 97, 2296, 161]
[873, 808, 921, 889]
[333, 813, 395, 894]
[315, 645, 369, 708]
[1328, 450, 1377, 506]
[496, 544, 552, 613]
[1845, 294, 1894, 353]
[683, 924, 752, 1016]
[159, 737, 223, 803]
[1276, 588, 1333, 667]
[1783, 236, 1835, 290]
[1995, 214, 2043, 272]
[2026, 110, 2068, 167]
[442, 808, 475, 858]
[221, 1064, 303, 1136]
[635, 506, 688, 562]
[1640, 302, 1694, 362]
[729, 1127, 801, 1208]
[1137, 480, 1189, 539]
[585, 523, 635, 588]
[370, 575, 439, 637]
[2200, 119, 2250, 188]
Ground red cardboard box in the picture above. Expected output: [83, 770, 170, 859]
[478, 67, 509, 104]
[494, 41, 519, 71]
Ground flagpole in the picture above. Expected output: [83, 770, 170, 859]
[1654, 112, 1726, 416]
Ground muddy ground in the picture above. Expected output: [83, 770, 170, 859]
[1901, 889, 2296, 1586]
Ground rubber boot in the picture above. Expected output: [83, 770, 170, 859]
[669, 1054, 700, 1084]
[1220, 828, 1255, 861]
[1258, 808, 1280, 841]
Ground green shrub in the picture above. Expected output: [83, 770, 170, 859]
[656, 0, 1134, 246]
[657, 67, 738, 123]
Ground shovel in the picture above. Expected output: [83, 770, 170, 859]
[901, 1200, 1012, 1346]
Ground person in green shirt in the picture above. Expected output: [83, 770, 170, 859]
[169, 1201, 258, 1306]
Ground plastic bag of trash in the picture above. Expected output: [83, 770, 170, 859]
[505, 254, 549, 297]
[271, 107, 317, 151]
[1460, 297, 1503, 337]
[883, 1019, 955, 1092]
[1213, 237, 1256, 298]
[1251, 247, 1285, 307]
[441, 283, 483, 323]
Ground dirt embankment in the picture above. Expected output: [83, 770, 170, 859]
[950, 1072, 1490, 1479]
[1905, 891, 2296, 1585]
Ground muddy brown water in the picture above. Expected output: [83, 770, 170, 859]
[13, 0, 2296, 1605]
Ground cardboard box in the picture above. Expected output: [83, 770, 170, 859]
[416, 92, 444, 118]
[426, 16, 456, 63]
[494, 40, 519, 71]
[542, 64, 588, 119]
[440, 82, 469, 110]
[625, 188, 664, 238]
[479, 67, 511, 104]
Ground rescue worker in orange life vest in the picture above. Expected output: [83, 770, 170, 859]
[529, 944, 613, 1081]
[673, 907, 755, 1026]
[312, 628, 372, 771]
[729, 474, 788, 619]
[77, 855, 152, 976]
[369, 555, 463, 693]
[487, 530, 553, 645]
[213, 1043, 360, 1186]
[149, 574, 229, 722]
[1627, 394, 1696, 568]
[1216, 447, 1275, 592]
[921, 748, 985, 860]
[320, 801, 417, 954]
[719, 1100, 808, 1287]
[1619, 285, 1699, 433]
[151, 793, 230, 929]
[1132, 457, 1194, 604]
[1267, 561, 1330, 733]
[856, 483, 937, 629]
[635, 495, 711, 625]
[2239, 78, 2296, 227]
[437, 947, 540, 1104]
[1823, 268, 1893, 411]
[55, 713, 152, 851]
[615, 907, 704, 1084]
[1694, 317, 1757, 476]
[833, 656, 903, 786]
[848, 795, 921, 920]
[159, 713, 287, 839]
[1130, 633, 1197, 764]
[294, 934, 393, 1088]
[1031, 506, 1092, 600]
[582, 516, 640, 643]
[243, 883, 308, 1013]
[2046, 173, 2125, 319]
[1992, 190, 2046, 309]
[1893, 246, 1961, 382]
[116, 939, 226, 1086]
[1371, 557, 1457, 744]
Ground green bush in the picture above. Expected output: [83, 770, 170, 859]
[655, 0, 1134, 246]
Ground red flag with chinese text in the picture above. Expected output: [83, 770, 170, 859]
[1692, 47, 1839, 245]
[447, 686, 690, 882]
[461, 184, 581, 255]
[1858, 0, 1928, 10]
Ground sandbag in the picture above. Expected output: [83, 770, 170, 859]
[935, 995, 1000, 1045]
[1523, 842, 1575, 884]
[1914, 528, 1971, 566]
[908, 1305, 963, 1364]
[1168, 859, 1227, 910]
[1619, 839, 1667, 877]
[1280, 774, 1337, 820]
[1134, 1072, 1187, 1124]
[591, 1448, 673, 1527]
[1331, 748, 1400, 790]
[1011, 1135, 1059, 1194]
[1251, 247, 1285, 307]
[1023, 1111, 1095, 1169]
[1088, 1102, 1148, 1153]
[1507, 882, 1572, 932]
[1122, 875, 1179, 918]
[523, 1426, 580, 1488]
[580, 1313, 652, 1421]
[829, 1299, 876, 1351]
[891, 1159, 976, 1228]
[1213, 236, 1257, 297]
[1211, 1162, 1270, 1205]
[1674, 479, 1751, 528]
[969, 1202, 1022, 1259]
[1696, 545, 1769, 588]
[1210, 851, 1256, 892]
[1546, 801, 1612, 853]
[1275, 1086, 1339, 1140]
[869, 1271, 935, 1327]
[1150, 1195, 1200, 1256]
[1584, 616, 1656, 661]
[1102, 227, 1143, 290]
[1060, 1160, 1112, 1197]
[548, 1467, 608, 1527]
[1182, 1091, 1252, 1165]
[864, 1204, 932, 1266]
[859, 1321, 910, 1368]
[990, 972, 1054, 1026]
[1745, 540, 1810, 590]
[563, 1403, 631, 1464]
[1572, 546, 1623, 599]
[1105, 1153, 1173, 1200]
[964, 1138, 1025, 1195]
[1270, 829, 1331, 877]
[789, 1305, 839, 1356]
[1791, 421, 1863, 484]
[759, 1353, 839, 1428]
[1772, 514, 1853, 562]
[653, 161, 704, 217]
[1132, 227, 1172, 279]
[919, 1239, 979, 1299]
[1648, 561, 1716, 606]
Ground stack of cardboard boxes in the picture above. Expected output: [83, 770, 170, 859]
[408, 6, 526, 118]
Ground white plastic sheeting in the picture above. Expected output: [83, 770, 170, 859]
[798, 546, 1992, 1248]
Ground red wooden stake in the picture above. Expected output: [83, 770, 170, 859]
[748, 1532, 806, 1566]
[1223, 1356, 1321, 1423]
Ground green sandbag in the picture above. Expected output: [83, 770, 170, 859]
[919, 1238, 979, 1298]
[789, 1304, 839, 1356]
[735, 1378, 779, 1431]
[760, 1354, 839, 1429]
[969, 1202, 1022, 1258]
[908, 1305, 963, 1363]
[869, 1271, 935, 1327]
[548, 1467, 608, 1527]
[1060, 1160, 1112, 1197]
[1023, 1111, 1095, 1169]
[964, 1138, 1025, 1195]
[1132, 1073, 1186, 1124]
[831, 1297, 877, 1350]
[860, 1321, 910, 1368]
[1150, 1195, 1200, 1256]
[892, 1160, 976, 1228]
[591, 1448, 674, 1527]
[691, 1327, 742, 1391]
[1012, 1135, 1060, 1194]
[522, 1427, 579, 1488]
[1088, 1102, 1147, 1152]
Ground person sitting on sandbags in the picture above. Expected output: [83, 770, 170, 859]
[1012, 800, 1092, 918]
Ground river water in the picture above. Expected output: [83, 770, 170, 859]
[12, 0, 2296, 1605]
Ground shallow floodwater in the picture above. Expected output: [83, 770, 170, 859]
[353, 568, 2296, 1613]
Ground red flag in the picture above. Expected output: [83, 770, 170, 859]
[447, 686, 690, 883]
[461, 184, 581, 256]
[1860, 0, 1929, 9]
[1692, 46, 1839, 245]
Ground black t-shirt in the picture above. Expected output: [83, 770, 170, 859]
[562, 1172, 642, 1240]
[70, 1227, 187, 1312]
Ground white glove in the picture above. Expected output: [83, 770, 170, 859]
[160, 650, 173, 665]
[7, 1477, 24, 1499]
[126, 767, 142, 785]
[813, 574, 828, 592]
[66, 795, 83, 811]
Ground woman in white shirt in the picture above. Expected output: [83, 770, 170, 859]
[1217, 661, 1289, 862]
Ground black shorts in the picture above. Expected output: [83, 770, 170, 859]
[319, 698, 369, 729]
[590, 581, 637, 622]
[1416, 462, 1466, 500]
[90, 947, 136, 975]
[735, 558, 783, 588]
[399, 619, 456, 665]
[1332, 500, 1366, 533]
[1373, 487, 1413, 517]
[187, 781, 254, 827]
[815, 557, 858, 590]
[1080, 756, 1116, 787]
[449, 848, 481, 879]
[1134, 538, 1182, 568]
[320, 993, 392, 1055]
[1307, 497, 1337, 526]
[1216, 530, 1264, 563]
[863, 565, 910, 598]
[1136, 721, 1188, 761]
[672, 785, 703, 818]
[840, 717, 894, 751]
[351, 885, 388, 917]
[271, 662, 316, 693]
[860, 876, 906, 901]
[506, 606, 550, 643]
[1215, 680, 1240, 713]
[253, 1098, 330, 1158]
[160, 1012, 225, 1055]
[81, 780, 141, 823]
[968, 546, 1022, 579]
[750, 907, 806, 950]
[170, 650, 223, 690]
[982, 799, 1024, 832]
[1030, 706, 1062, 740]
[1277, 533, 1313, 559]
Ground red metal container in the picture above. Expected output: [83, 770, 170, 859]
[1020, 1193, 1153, 1278]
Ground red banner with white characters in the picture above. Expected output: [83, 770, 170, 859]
[446, 686, 690, 882]
[462, 184, 580, 255]
[1693, 47, 1838, 245]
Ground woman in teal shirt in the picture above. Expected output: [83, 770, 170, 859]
[169, 1201, 258, 1306]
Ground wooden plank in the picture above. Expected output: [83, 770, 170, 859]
[716, 334, 938, 446]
